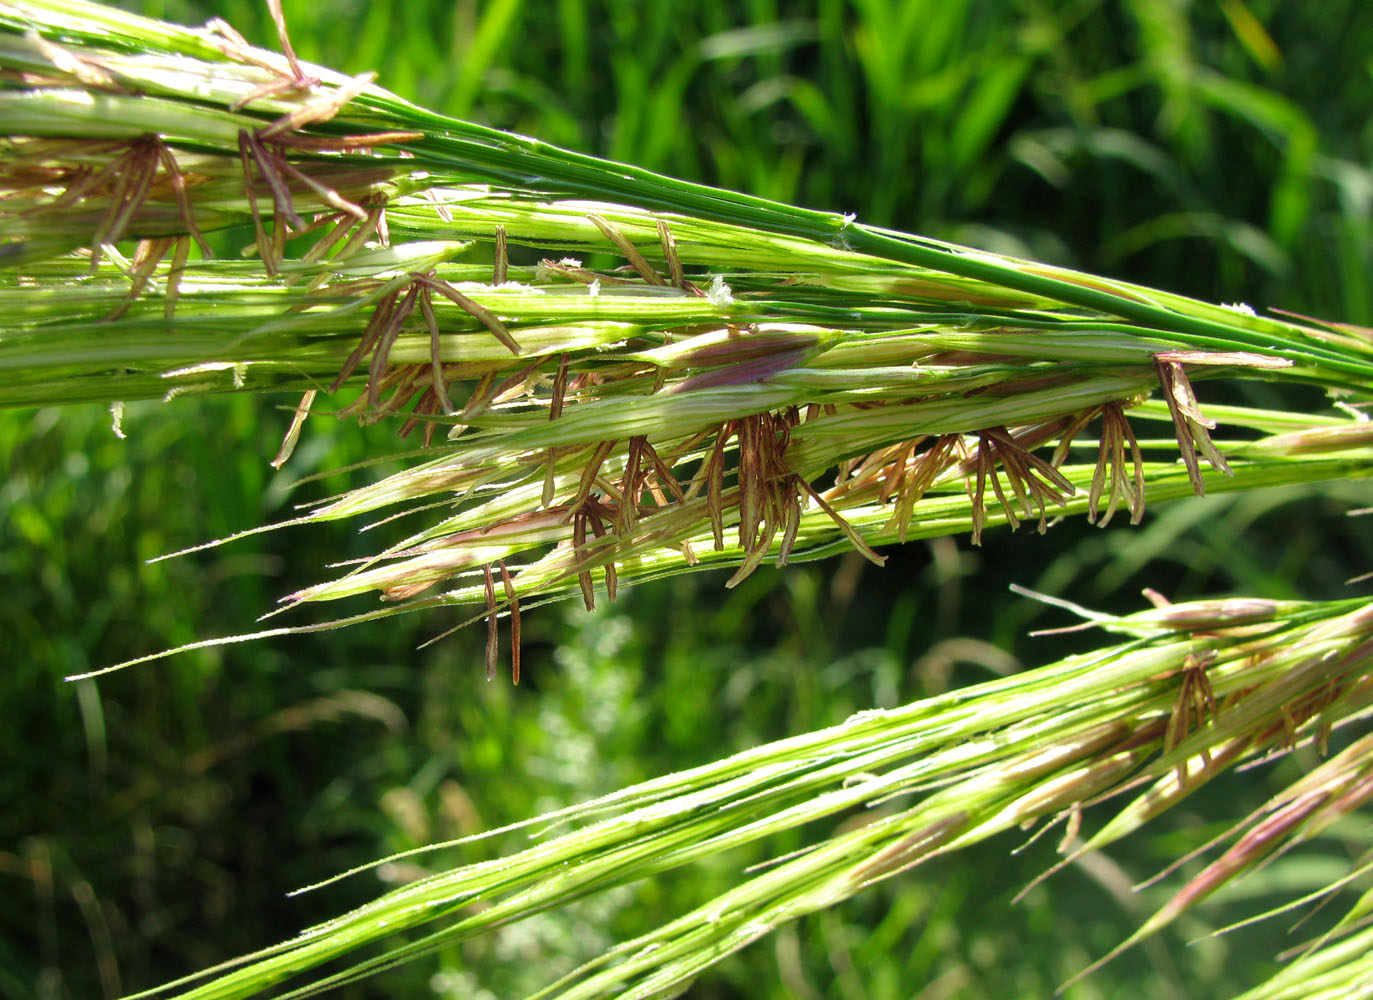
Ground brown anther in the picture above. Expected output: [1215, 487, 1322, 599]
[366, 285, 418, 412]
[657, 218, 685, 288]
[229, 0, 320, 112]
[571, 506, 595, 611]
[396, 387, 440, 443]
[417, 286, 452, 413]
[493, 225, 508, 285]
[482, 565, 498, 681]
[582, 503, 618, 601]
[269, 0, 309, 83]
[154, 142, 212, 258]
[969, 427, 1075, 545]
[538, 258, 637, 286]
[238, 131, 276, 273]
[1155, 358, 1233, 496]
[416, 274, 520, 355]
[618, 437, 645, 536]
[241, 130, 304, 230]
[548, 354, 571, 426]
[451, 371, 496, 436]
[643, 440, 686, 506]
[882, 434, 960, 542]
[1165, 652, 1219, 784]
[272, 389, 317, 469]
[702, 423, 733, 549]
[89, 136, 160, 269]
[371, 364, 426, 422]
[1088, 402, 1146, 527]
[567, 440, 618, 516]
[588, 214, 667, 286]
[727, 410, 814, 586]
[163, 235, 190, 322]
[498, 560, 521, 685]
[270, 154, 366, 221]
[330, 286, 397, 392]
[105, 236, 174, 320]
[803, 481, 885, 567]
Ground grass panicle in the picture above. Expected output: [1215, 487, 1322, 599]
[3, 3, 1372, 999]
[113, 594, 1373, 1000]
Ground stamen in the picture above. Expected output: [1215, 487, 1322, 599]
[657, 218, 684, 288]
[237, 131, 276, 272]
[272, 390, 317, 469]
[588, 214, 666, 286]
[418, 286, 453, 413]
[271, 154, 366, 221]
[164, 235, 190, 322]
[154, 141, 212, 257]
[366, 285, 418, 411]
[242, 131, 304, 230]
[1155, 358, 1233, 496]
[969, 427, 1075, 544]
[549, 353, 570, 421]
[619, 436, 646, 536]
[572, 507, 594, 611]
[499, 560, 521, 685]
[493, 225, 508, 285]
[1088, 403, 1146, 527]
[584, 504, 618, 601]
[416, 274, 520, 355]
[482, 564, 498, 681]
[330, 287, 397, 392]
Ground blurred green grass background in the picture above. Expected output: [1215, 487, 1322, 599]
[3, 2, 1372, 998]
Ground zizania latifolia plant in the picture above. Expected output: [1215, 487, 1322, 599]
[3, 1, 1372, 998]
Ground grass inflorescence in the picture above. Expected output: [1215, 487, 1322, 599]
[5, 2, 1372, 665]
[118, 593, 1373, 1000]
[3, 2, 1373, 998]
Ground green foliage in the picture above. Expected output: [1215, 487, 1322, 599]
[2, 2, 1371, 1000]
